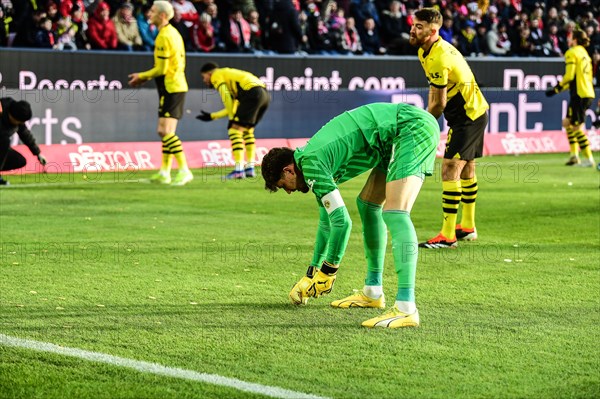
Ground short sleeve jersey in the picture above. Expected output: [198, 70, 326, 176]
[154, 24, 188, 93]
[294, 103, 426, 201]
[418, 38, 488, 125]
[210, 68, 266, 99]
[562, 45, 594, 99]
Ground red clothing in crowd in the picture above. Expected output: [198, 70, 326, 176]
[59, 0, 85, 18]
[87, 2, 117, 49]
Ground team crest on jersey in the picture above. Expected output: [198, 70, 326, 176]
[323, 200, 331, 209]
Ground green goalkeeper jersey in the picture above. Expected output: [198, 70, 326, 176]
[294, 102, 439, 267]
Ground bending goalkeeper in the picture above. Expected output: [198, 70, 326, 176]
[261, 103, 440, 329]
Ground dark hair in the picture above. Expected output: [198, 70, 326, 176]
[573, 29, 590, 47]
[414, 8, 442, 25]
[8, 100, 33, 122]
[261, 147, 295, 192]
[200, 62, 219, 73]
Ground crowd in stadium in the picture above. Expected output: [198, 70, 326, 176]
[0, 0, 598, 57]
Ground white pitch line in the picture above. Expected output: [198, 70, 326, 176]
[0, 180, 147, 188]
[0, 333, 329, 399]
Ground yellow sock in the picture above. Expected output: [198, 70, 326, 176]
[574, 130, 593, 160]
[459, 176, 477, 229]
[161, 133, 174, 172]
[243, 127, 256, 168]
[166, 133, 188, 170]
[228, 127, 245, 170]
[441, 180, 461, 239]
[566, 127, 578, 156]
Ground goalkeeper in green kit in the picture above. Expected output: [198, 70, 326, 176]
[261, 103, 440, 328]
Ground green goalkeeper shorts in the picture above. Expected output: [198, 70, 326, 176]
[383, 106, 440, 182]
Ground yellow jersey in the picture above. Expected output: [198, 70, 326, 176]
[418, 38, 488, 125]
[139, 24, 188, 93]
[210, 68, 265, 119]
[560, 45, 594, 99]
[210, 68, 266, 98]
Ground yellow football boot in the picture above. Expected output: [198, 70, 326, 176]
[361, 307, 420, 328]
[331, 291, 385, 309]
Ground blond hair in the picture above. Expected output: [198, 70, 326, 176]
[153, 1, 174, 20]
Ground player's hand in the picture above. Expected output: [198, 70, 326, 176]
[196, 110, 212, 121]
[545, 86, 559, 97]
[289, 266, 318, 305]
[37, 154, 47, 166]
[127, 73, 146, 87]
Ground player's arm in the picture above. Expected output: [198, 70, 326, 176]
[129, 36, 169, 86]
[17, 125, 41, 157]
[548, 53, 574, 96]
[428, 85, 447, 119]
[316, 189, 352, 267]
[310, 206, 331, 267]
[211, 83, 235, 120]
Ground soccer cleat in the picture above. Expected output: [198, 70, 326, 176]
[150, 172, 171, 184]
[306, 270, 336, 298]
[244, 167, 256, 178]
[565, 156, 580, 166]
[361, 306, 420, 328]
[289, 276, 315, 305]
[419, 233, 457, 249]
[171, 170, 194, 186]
[576, 159, 594, 168]
[455, 224, 478, 241]
[0, 177, 9, 186]
[330, 291, 385, 309]
[225, 170, 245, 180]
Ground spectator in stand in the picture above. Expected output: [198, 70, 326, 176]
[481, 4, 498, 30]
[35, 17, 57, 48]
[224, 8, 252, 52]
[192, 0, 213, 14]
[46, 1, 60, 27]
[547, 23, 563, 57]
[544, 6, 560, 29]
[439, 16, 457, 47]
[205, 3, 224, 51]
[457, 20, 479, 56]
[171, 0, 199, 30]
[529, 17, 554, 56]
[514, 26, 534, 57]
[342, 16, 362, 55]
[360, 17, 385, 55]
[0, 5, 8, 47]
[247, 10, 263, 51]
[351, 0, 380, 35]
[59, 0, 85, 18]
[171, 7, 195, 50]
[192, 12, 214, 52]
[298, 10, 312, 54]
[486, 21, 511, 56]
[267, 0, 302, 54]
[381, 0, 410, 55]
[475, 23, 489, 55]
[55, 16, 78, 50]
[137, 4, 158, 51]
[71, 4, 91, 50]
[310, 18, 336, 54]
[559, 20, 575, 55]
[12, 1, 38, 47]
[585, 24, 600, 56]
[114, 2, 143, 51]
[87, 1, 117, 50]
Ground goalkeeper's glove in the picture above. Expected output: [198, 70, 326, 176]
[545, 85, 560, 97]
[37, 154, 47, 166]
[289, 266, 318, 305]
[196, 110, 212, 121]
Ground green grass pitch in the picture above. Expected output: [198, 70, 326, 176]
[1, 153, 598, 398]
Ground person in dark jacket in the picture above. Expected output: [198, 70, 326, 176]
[0, 99, 47, 186]
[267, 0, 302, 54]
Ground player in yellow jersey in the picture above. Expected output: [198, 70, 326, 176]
[196, 62, 270, 180]
[546, 29, 596, 167]
[127, 1, 193, 186]
[409, 8, 489, 249]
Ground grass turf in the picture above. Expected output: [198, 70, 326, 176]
[1, 153, 599, 398]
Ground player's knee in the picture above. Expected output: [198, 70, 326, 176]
[562, 118, 571, 129]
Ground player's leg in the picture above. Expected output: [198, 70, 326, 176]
[162, 93, 193, 185]
[0, 144, 27, 185]
[226, 120, 246, 179]
[363, 112, 438, 328]
[570, 99, 595, 167]
[331, 168, 387, 309]
[564, 117, 580, 165]
[361, 175, 423, 328]
[456, 160, 478, 240]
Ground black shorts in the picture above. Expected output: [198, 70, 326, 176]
[567, 97, 593, 126]
[157, 84, 186, 119]
[232, 86, 270, 127]
[444, 112, 488, 160]
[0, 143, 27, 172]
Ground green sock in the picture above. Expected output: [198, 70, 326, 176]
[382, 210, 418, 302]
[357, 198, 387, 287]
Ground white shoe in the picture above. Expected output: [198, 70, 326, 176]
[576, 159, 594, 168]
[171, 170, 194, 186]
